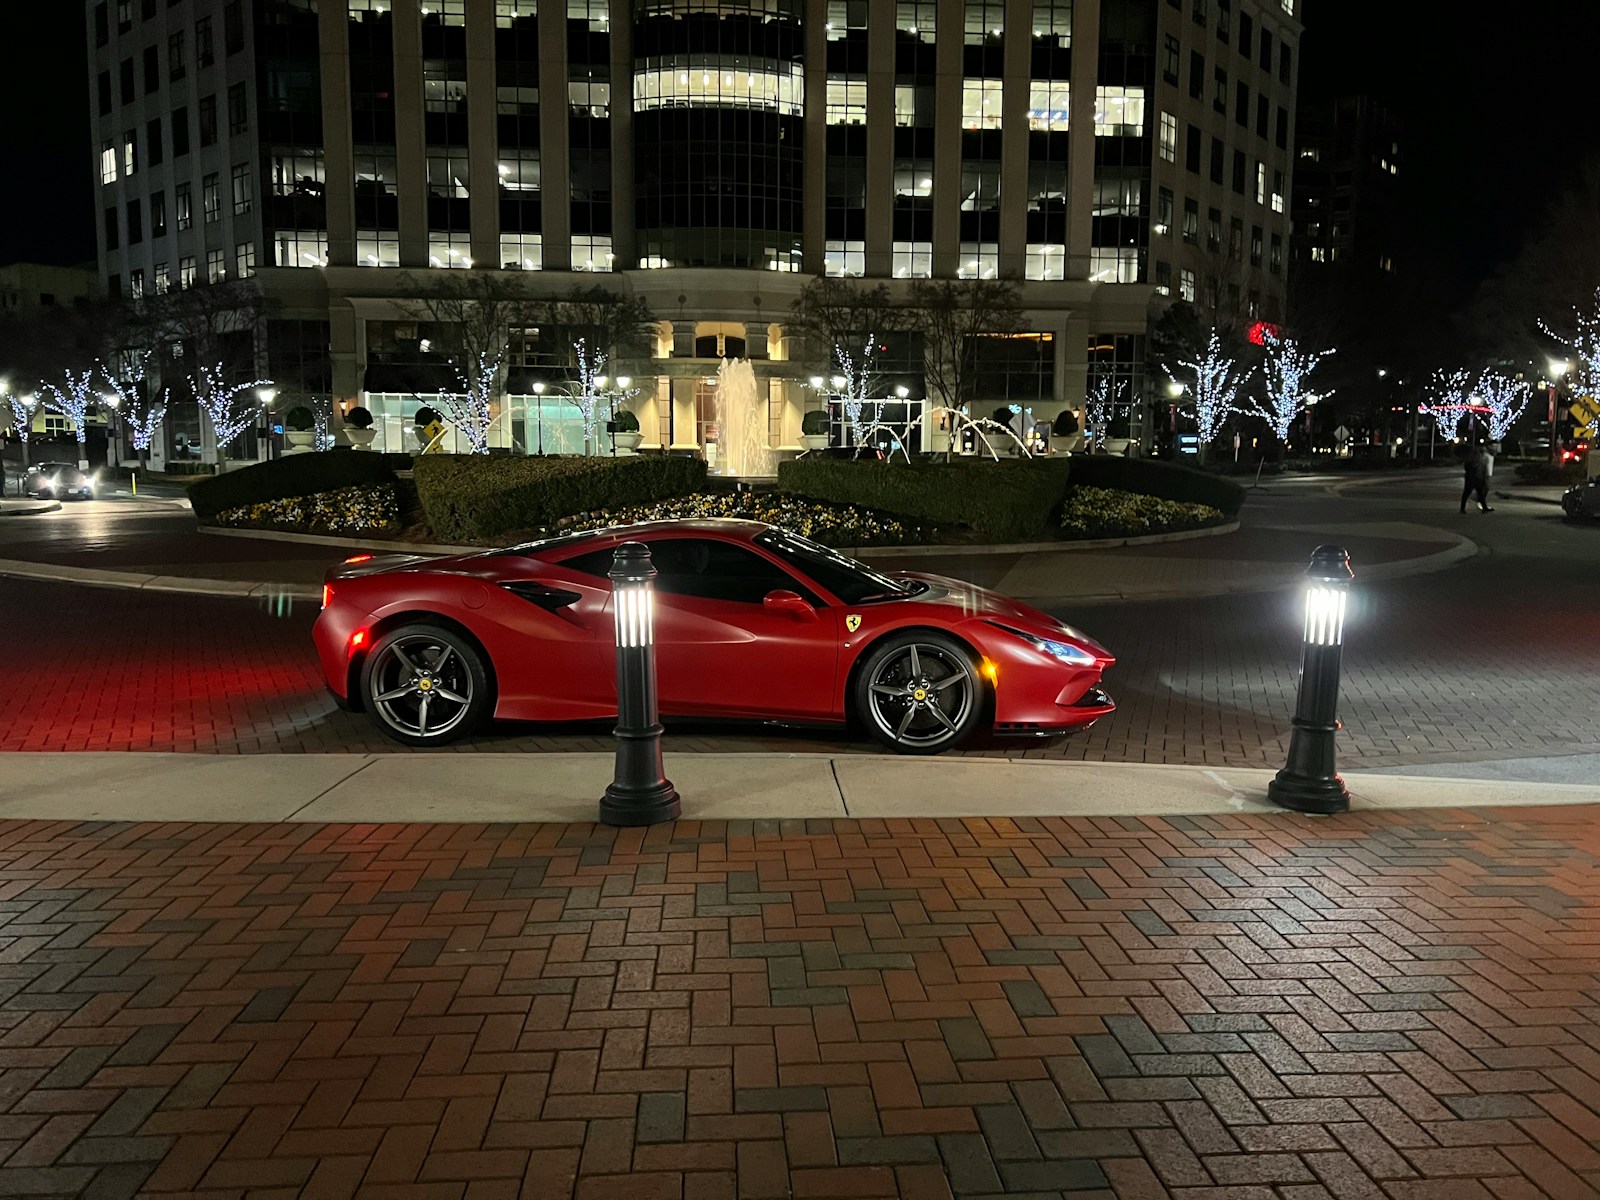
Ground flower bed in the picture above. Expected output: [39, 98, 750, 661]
[1058, 486, 1225, 540]
[514, 490, 929, 547]
[212, 483, 402, 537]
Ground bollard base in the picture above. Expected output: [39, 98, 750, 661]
[600, 778, 681, 827]
[1266, 770, 1350, 815]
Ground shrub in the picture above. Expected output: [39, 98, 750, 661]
[529, 491, 926, 547]
[346, 406, 374, 429]
[414, 454, 708, 543]
[1060, 486, 1225, 540]
[1052, 409, 1079, 437]
[1065, 455, 1245, 518]
[285, 406, 314, 432]
[1513, 461, 1584, 486]
[414, 406, 440, 427]
[801, 408, 829, 436]
[189, 450, 411, 521]
[613, 407, 640, 433]
[212, 483, 401, 537]
[778, 456, 1072, 542]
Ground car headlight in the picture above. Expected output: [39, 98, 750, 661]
[988, 622, 1098, 666]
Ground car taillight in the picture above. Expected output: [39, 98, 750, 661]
[322, 584, 333, 609]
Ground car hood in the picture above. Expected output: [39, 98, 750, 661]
[893, 571, 1113, 658]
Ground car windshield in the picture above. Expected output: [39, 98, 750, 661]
[753, 528, 921, 604]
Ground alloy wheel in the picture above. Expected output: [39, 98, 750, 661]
[865, 640, 976, 749]
[367, 634, 475, 740]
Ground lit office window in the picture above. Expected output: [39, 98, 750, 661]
[1027, 82, 1070, 131]
[1024, 244, 1065, 281]
[1094, 86, 1145, 137]
[500, 233, 543, 271]
[962, 79, 1005, 130]
[572, 234, 613, 272]
[824, 240, 865, 278]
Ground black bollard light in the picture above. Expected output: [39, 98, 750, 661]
[1267, 545, 1354, 814]
[600, 542, 681, 827]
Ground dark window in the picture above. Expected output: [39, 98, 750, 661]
[1232, 149, 1246, 193]
[104, 207, 120, 251]
[94, 3, 109, 46]
[142, 0, 155, 15]
[1260, 28, 1272, 69]
[1277, 106, 1289, 149]
[568, 538, 808, 606]
[1163, 35, 1180, 84]
[1214, 67, 1227, 113]
[172, 106, 189, 155]
[127, 198, 143, 244]
[198, 95, 217, 145]
[1279, 42, 1292, 85]
[120, 58, 135, 105]
[143, 45, 158, 93]
[108, 274, 121, 298]
[1193, 0, 1207, 26]
[1210, 137, 1224, 184]
[1189, 51, 1204, 99]
[1182, 197, 1199, 242]
[1239, 12, 1252, 51]
[1250, 223, 1262, 266]
[224, 0, 245, 54]
[168, 30, 185, 80]
[1257, 95, 1269, 138]
[151, 190, 166, 236]
[1229, 215, 1243, 259]
[1185, 125, 1201, 173]
[1236, 81, 1248, 127]
[228, 82, 248, 134]
[1217, 0, 1230, 40]
[1207, 207, 1221, 251]
[196, 15, 214, 65]
[117, 0, 131, 32]
[146, 116, 163, 165]
[97, 71, 112, 116]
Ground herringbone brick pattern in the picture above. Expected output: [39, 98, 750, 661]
[2, 808, 1600, 1198]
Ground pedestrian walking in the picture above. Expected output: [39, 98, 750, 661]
[1461, 442, 1493, 513]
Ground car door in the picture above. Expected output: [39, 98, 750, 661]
[642, 537, 841, 719]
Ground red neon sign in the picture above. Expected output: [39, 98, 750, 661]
[1247, 321, 1281, 346]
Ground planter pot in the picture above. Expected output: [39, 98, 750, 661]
[614, 431, 642, 453]
[801, 433, 830, 451]
[285, 431, 315, 453]
[346, 428, 377, 450]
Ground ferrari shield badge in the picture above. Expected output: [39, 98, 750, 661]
[845, 614, 862, 633]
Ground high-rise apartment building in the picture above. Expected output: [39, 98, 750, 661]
[87, 0, 1300, 462]
[1291, 96, 1401, 279]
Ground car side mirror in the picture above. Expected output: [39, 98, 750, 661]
[763, 589, 816, 622]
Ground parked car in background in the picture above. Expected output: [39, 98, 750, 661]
[22, 463, 95, 500]
[1562, 478, 1600, 521]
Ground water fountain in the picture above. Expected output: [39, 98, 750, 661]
[713, 358, 775, 478]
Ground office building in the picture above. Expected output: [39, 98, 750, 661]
[88, 0, 1300, 463]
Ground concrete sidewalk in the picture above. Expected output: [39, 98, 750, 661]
[4, 751, 1595, 824]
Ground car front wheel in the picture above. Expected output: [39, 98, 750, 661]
[360, 623, 492, 746]
[854, 632, 984, 755]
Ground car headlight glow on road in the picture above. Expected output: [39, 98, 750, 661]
[988, 622, 1098, 667]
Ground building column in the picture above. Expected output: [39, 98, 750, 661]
[777, 377, 804, 451]
[802, 13, 828, 275]
[864, 0, 896, 278]
[609, 14, 635, 271]
[997, 0, 1032, 279]
[392, 0, 428, 268]
[1058, 313, 1088, 417]
[318, 1, 357, 267]
[465, 0, 499, 269]
[539, 2, 571, 271]
[330, 301, 364, 441]
[931, 0, 964, 278]
[1066, 0, 1101, 281]
[669, 376, 698, 451]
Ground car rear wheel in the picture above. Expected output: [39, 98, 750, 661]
[854, 632, 983, 755]
[360, 623, 492, 747]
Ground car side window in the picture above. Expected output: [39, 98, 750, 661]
[561, 539, 817, 605]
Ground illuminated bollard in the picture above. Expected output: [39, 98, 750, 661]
[600, 542, 681, 827]
[1267, 545, 1354, 814]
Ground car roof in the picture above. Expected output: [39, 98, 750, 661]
[495, 518, 770, 557]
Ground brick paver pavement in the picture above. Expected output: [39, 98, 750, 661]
[3, 808, 1600, 1198]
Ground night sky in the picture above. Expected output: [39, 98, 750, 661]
[1, 0, 1593, 305]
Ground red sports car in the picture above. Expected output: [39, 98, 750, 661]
[313, 519, 1115, 754]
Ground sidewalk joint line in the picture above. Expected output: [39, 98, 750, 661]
[282, 756, 377, 821]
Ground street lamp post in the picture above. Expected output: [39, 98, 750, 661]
[600, 542, 681, 827]
[1547, 359, 1569, 467]
[1267, 545, 1355, 814]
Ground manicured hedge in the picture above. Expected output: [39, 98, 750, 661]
[1064, 455, 1245, 518]
[414, 454, 708, 543]
[777, 457, 1072, 542]
[188, 451, 412, 521]
[1513, 461, 1584, 486]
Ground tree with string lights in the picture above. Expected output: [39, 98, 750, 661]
[99, 354, 164, 475]
[42, 367, 99, 469]
[191, 363, 274, 454]
[1170, 329, 1251, 462]
[1085, 377, 1122, 450]
[3, 389, 39, 486]
[1423, 368, 1471, 448]
[1253, 334, 1335, 447]
[1471, 368, 1531, 444]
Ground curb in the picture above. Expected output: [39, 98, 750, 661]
[199, 519, 1242, 559]
[0, 502, 62, 517]
[0, 557, 321, 601]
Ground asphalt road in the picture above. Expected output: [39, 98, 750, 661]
[0, 471, 1595, 774]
